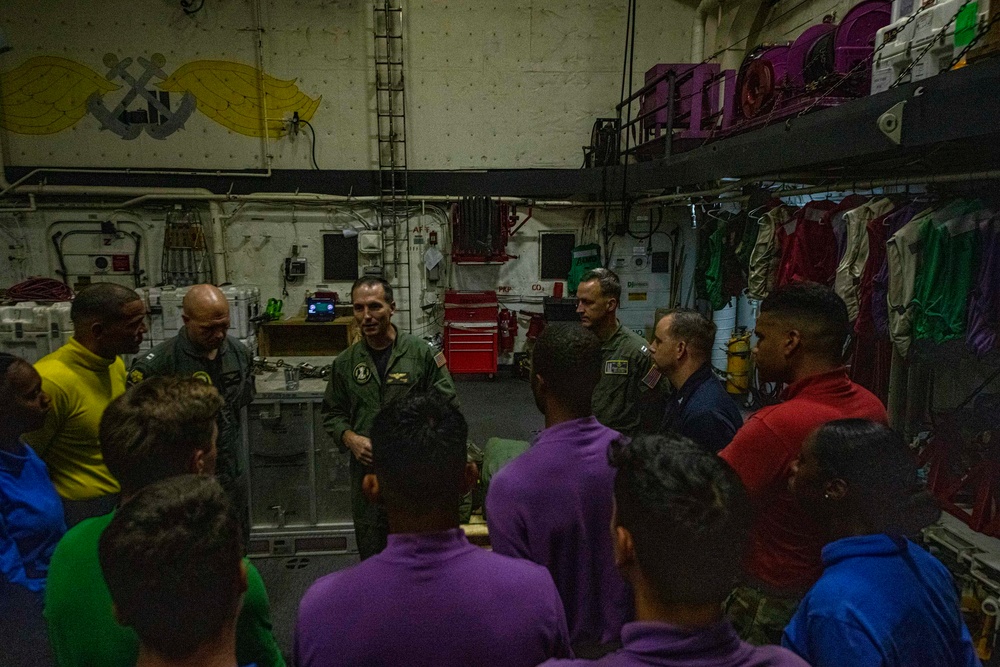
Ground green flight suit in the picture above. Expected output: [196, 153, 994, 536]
[322, 328, 457, 559]
[127, 329, 256, 542]
[591, 322, 663, 438]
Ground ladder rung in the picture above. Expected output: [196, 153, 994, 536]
[374, 60, 404, 66]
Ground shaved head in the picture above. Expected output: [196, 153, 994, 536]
[181, 285, 231, 353]
[182, 285, 229, 320]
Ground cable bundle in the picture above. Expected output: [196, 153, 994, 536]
[5, 278, 74, 303]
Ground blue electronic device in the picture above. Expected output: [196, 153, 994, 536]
[306, 296, 337, 322]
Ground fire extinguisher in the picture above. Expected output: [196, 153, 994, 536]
[499, 308, 517, 353]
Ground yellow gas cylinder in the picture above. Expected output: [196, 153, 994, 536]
[726, 328, 752, 395]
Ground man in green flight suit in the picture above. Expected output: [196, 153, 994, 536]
[323, 276, 457, 560]
[576, 268, 664, 437]
[127, 284, 255, 544]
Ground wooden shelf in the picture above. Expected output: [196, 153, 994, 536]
[258, 316, 359, 357]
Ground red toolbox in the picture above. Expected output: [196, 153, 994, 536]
[444, 291, 499, 375]
[443, 290, 500, 322]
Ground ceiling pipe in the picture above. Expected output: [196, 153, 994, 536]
[13, 185, 597, 208]
[208, 201, 228, 283]
[771, 170, 1000, 197]
[249, 0, 274, 176]
[634, 176, 765, 204]
[0, 193, 37, 212]
[0, 165, 276, 199]
[692, 0, 716, 61]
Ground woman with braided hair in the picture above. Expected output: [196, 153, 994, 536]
[0, 352, 64, 666]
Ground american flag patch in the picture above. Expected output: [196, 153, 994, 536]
[434, 351, 447, 368]
[641, 365, 662, 389]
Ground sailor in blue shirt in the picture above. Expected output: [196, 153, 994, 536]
[782, 419, 981, 667]
[0, 352, 65, 667]
[648, 309, 742, 452]
[0, 352, 64, 593]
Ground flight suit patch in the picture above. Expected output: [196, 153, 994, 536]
[386, 372, 410, 385]
[641, 365, 662, 389]
[354, 363, 372, 384]
[604, 359, 629, 375]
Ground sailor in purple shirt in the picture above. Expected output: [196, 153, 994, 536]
[295, 393, 572, 667]
[541, 434, 808, 667]
[967, 212, 1000, 355]
[486, 324, 632, 656]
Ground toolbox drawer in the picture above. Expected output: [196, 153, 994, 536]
[444, 325, 498, 374]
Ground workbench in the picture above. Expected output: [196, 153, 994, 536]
[246, 356, 356, 557]
[246, 355, 492, 558]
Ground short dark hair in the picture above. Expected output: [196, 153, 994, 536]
[532, 323, 602, 414]
[580, 268, 621, 301]
[371, 393, 468, 514]
[100, 377, 224, 496]
[99, 475, 243, 660]
[759, 282, 850, 362]
[609, 434, 751, 605]
[812, 419, 940, 535]
[70, 283, 141, 325]
[0, 352, 27, 383]
[351, 276, 393, 304]
[660, 308, 715, 359]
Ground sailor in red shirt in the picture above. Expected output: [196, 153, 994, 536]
[719, 282, 887, 646]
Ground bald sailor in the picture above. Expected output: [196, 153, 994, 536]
[128, 285, 255, 542]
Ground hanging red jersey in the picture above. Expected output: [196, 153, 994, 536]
[775, 200, 840, 286]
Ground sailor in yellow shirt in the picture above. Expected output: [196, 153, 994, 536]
[24, 283, 147, 526]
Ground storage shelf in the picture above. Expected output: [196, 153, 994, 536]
[628, 56, 1000, 189]
[258, 316, 358, 357]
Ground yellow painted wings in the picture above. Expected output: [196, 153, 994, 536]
[158, 60, 322, 138]
[0, 57, 120, 135]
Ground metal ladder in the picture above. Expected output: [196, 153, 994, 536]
[373, 0, 412, 329]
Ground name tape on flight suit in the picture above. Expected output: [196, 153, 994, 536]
[604, 359, 629, 375]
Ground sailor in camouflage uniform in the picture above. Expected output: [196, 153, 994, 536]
[323, 277, 457, 560]
[128, 284, 255, 543]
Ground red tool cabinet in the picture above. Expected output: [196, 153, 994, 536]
[443, 291, 499, 375]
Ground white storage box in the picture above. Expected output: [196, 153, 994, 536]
[222, 285, 261, 339]
[910, 0, 965, 81]
[872, 16, 919, 93]
[0, 302, 73, 363]
[147, 284, 260, 344]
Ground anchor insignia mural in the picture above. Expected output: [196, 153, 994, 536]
[0, 54, 322, 139]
